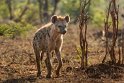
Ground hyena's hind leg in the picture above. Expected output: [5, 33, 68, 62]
[40, 51, 44, 62]
[33, 47, 41, 77]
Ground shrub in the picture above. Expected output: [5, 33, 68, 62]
[0, 23, 34, 39]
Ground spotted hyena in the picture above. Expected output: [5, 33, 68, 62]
[33, 15, 70, 78]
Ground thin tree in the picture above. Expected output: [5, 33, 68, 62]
[109, 0, 119, 63]
[102, 0, 119, 64]
[79, 0, 91, 68]
[102, 1, 112, 63]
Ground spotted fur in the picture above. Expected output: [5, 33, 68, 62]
[33, 15, 70, 78]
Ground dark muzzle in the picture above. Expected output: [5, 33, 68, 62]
[58, 25, 67, 34]
[61, 30, 66, 34]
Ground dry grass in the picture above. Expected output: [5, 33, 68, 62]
[0, 24, 124, 83]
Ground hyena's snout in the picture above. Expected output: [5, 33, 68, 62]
[59, 25, 67, 34]
[61, 29, 67, 34]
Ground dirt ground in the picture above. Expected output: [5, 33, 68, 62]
[0, 24, 124, 83]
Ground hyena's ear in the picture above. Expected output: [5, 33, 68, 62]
[65, 15, 70, 23]
[51, 15, 57, 23]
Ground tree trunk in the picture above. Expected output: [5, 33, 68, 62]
[43, 0, 49, 22]
[51, 0, 59, 16]
[37, 0, 43, 22]
[5, 0, 14, 20]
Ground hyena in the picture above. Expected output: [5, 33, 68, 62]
[33, 15, 70, 78]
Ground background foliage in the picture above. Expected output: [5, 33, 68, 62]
[0, 0, 124, 38]
[0, 23, 34, 38]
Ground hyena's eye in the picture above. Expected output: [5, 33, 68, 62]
[58, 25, 66, 28]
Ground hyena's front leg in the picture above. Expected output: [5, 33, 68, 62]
[34, 49, 41, 77]
[55, 48, 62, 77]
[45, 51, 52, 78]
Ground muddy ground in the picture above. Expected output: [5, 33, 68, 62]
[0, 24, 124, 83]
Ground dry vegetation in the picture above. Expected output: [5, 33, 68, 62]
[0, 24, 124, 83]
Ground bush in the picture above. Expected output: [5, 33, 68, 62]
[0, 23, 34, 39]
